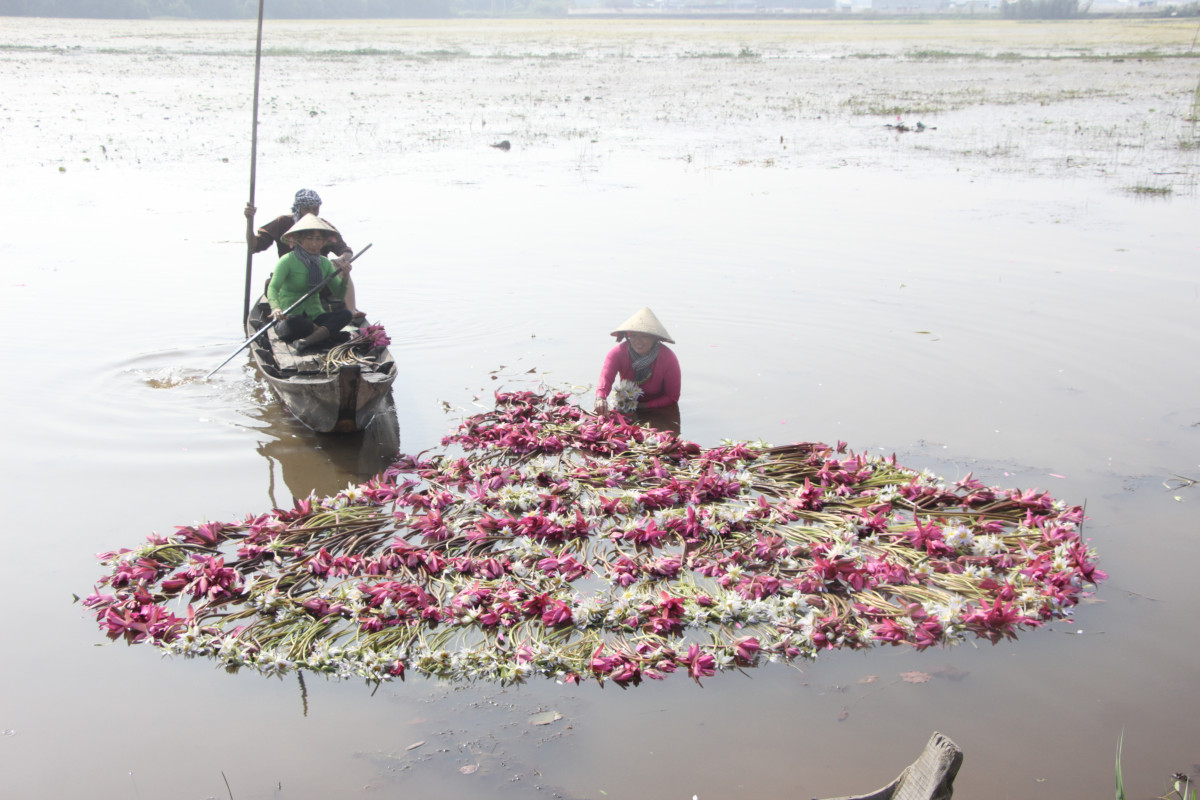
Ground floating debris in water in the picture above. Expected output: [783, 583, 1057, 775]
[84, 390, 1105, 687]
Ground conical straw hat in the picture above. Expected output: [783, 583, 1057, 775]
[611, 307, 674, 343]
[282, 213, 337, 243]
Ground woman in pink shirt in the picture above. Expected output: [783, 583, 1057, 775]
[594, 307, 681, 415]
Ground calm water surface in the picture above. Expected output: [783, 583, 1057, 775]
[1, 17, 1198, 800]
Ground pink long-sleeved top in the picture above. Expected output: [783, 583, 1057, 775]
[595, 342, 681, 409]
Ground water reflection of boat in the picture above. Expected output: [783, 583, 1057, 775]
[252, 390, 401, 504]
[245, 296, 397, 433]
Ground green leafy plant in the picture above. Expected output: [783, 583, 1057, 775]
[1114, 731, 1196, 800]
[1116, 731, 1126, 800]
[1128, 184, 1173, 196]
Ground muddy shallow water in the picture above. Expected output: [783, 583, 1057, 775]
[1, 16, 1199, 800]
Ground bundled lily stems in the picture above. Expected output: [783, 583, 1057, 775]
[316, 323, 390, 374]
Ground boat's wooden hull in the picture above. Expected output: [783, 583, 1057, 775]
[246, 298, 397, 433]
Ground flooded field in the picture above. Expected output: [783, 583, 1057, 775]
[1, 15, 1198, 800]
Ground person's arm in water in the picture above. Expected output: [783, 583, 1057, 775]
[594, 344, 629, 415]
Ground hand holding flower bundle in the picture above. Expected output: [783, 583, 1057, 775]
[610, 379, 643, 414]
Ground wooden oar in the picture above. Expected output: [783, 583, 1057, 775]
[206, 243, 372, 380]
[242, 0, 266, 327]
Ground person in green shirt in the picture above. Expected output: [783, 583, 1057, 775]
[246, 188, 365, 323]
[267, 214, 354, 352]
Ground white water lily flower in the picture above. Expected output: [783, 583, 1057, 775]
[780, 594, 811, 616]
[337, 584, 366, 605]
[577, 493, 603, 514]
[713, 596, 745, 624]
[1017, 586, 1041, 605]
[168, 626, 203, 655]
[943, 523, 974, 550]
[830, 530, 861, 550]
[744, 599, 777, 625]
[570, 596, 603, 624]
[917, 469, 945, 488]
[971, 535, 1004, 558]
[875, 485, 901, 503]
[926, 596, 967, 622]
[1044, 596, 1070, 615]
[618, 489, 644, 511]
[256, 651, 293, 675]
[254, 593, 284, 613]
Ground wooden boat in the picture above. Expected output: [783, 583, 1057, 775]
[819, 732, 962, 800]
[245, 296, 397, 433]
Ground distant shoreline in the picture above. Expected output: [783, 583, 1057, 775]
[2, 8, 1193, 20]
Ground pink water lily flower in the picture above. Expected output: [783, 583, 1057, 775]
[680, 644, 717, 684]
[590, 645, 621, 675]
[734, 636, 760, 665]
[541, 599, 574, 627]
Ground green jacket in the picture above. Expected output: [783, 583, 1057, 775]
[267, 251, 347, 319]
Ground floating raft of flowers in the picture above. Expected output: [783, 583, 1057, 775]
[85, 390, 1105, 687]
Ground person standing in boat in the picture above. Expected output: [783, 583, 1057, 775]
[267, 215, 354, 352]
[594, 307, 681, 416]
[245, 188, 364, 322]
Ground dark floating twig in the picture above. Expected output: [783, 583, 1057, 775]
[1164, 474, 1197, 491]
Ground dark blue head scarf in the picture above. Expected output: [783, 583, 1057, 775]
[292, 189, 322, 218]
